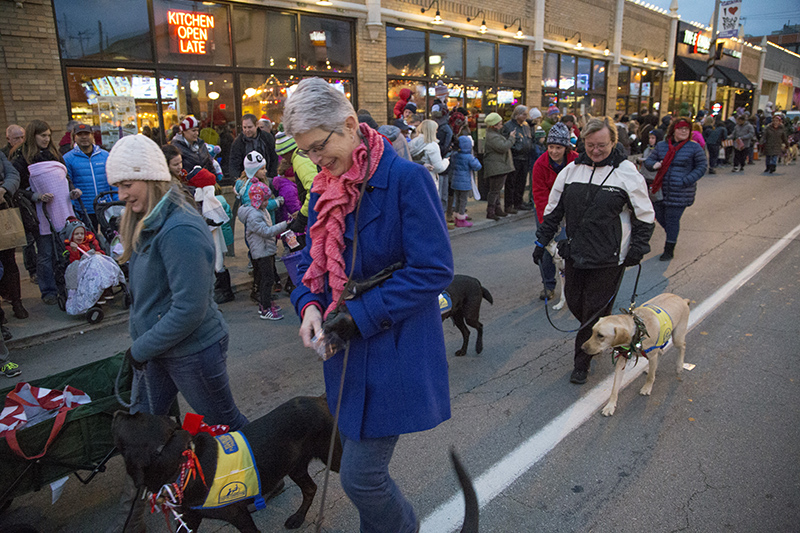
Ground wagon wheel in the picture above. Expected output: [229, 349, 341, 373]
[86, 306, 104, 324]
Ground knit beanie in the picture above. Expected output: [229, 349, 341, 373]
[275, 133, 297, 156]
[62, 216, 85, 243]
[106, 134, 171, 185]
[449, 111, 466, 132]
[180, 116, 199, 132]
[404, 102, 417, 113]
[484, 112, 502, 127]
[546, 122, 572, 148]
[186, 167, 217, 188]
[434, 80, 449, 99]
[244, 151, 265, 179]
[248, 179, 270, 210]
[529, 108, 542, 120]
[547, 105, 560, 117]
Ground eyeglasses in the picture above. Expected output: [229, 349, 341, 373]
[297, 130, 335, 157]
[585, 142, 610, 152]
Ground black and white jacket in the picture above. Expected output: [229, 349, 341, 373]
[536, 147, 655, 269]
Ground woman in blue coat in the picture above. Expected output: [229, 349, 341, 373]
[645, 117, 706, 260]
[285, 78, 453, 533]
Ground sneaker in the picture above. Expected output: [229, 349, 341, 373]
[1, 361, 21, 378]
[42, 294, 58, 305]
[259, 305, 284, 320]
[570, 368, 588, 384]
[257, 304, 281, 314]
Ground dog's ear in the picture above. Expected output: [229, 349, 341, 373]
[613, 325, 632, 346]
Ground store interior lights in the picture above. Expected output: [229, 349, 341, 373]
[504, 18, 524, 40]
[421, 0, 444, 25]
[466, 10, 488, 34]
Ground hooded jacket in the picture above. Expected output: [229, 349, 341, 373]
[449, 136, 482, 191]
[531, 148, 579, 223]
[536, 147, 655, 269]
[393, 88, 412, 119]
[237, 204, 288, 259]
[483, 128, 515, 178]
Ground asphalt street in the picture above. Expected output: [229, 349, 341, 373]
[1, 163, 799, 533]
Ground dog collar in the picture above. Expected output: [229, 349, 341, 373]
[611, 308, 650, 366]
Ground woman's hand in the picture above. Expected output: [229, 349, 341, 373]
[40, 193, 54, 203]
[652, 161, 662, 170]
[70, 189, 82, 199]
[299, 305, 323, 349]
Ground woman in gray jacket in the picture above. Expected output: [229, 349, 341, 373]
[483, 112, 515, 220]
[731, 115, 755, 172]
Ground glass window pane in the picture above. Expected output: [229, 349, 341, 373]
[496, 87, 522, 119]
[542, 90, 558, 109]
[465, 85, 484, 114]
[298, 16, 352, 73]
[543, 53, 559, 89]
[387, 80, 426, 121]
[466, 40, 495, 80]
[153, 0, 231, 66]
[498, 45, 524, 83]
[54, 0, 152, 61]
[630, 67, 641, 97]
[66, 67, 158, 150]
[577, 57, 591, 92]
[387, 27, 426, 77]
[426, 82, 463, 112]
[617, 65, 630, 96]
[233, 8, 297, 70]
[559, 55, 576, 90]
[429, 33, 463, 79]
[159, 70, 235, 138]
[592, 60, 607, 92]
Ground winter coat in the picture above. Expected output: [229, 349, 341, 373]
[501, 119, 533, 159]
[705, 125, 727, 147]
[128, 188, 228, 364]
[272, 176, 301, 222]
[536, 148, 655, 269]
[531, 149, 579, 223]
[408, 136, 449, 186]
[237, 204, 288, 260]
[229, 129, 278, 178]
[393, 88, 412, 119]
[217, 195, 234, 246]
[644, 139, 707, 207]
[732, 122, 756, 149]
[290, 151, 318, 219]
[171, 134, 215, 174]
[66, 232, 103, 263]
[761, 124, 788, 156]
[449, 136, 481, 191]
[691, 130, 705, 148]
[63, 145, 114, 214]
[483, 128, 514, 178]
[0, 151, 20, 198]
[290, 138, 453, 441]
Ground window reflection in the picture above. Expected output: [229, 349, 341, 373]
[429, 33, 463, 79]
[159, 70, 235, 135]
[499, 45, 524, 83]
[234, 7, 297, 70]
[298, 16, 352, 73]
[387, 27, 426, 77]
[467, 40, 495, 80]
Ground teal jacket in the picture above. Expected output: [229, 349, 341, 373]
[129, 187, 228, 363]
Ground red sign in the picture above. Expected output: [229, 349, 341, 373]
[782, 75, 793, 86]
[168, 10, 214, 55]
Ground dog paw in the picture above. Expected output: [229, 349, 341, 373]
[284, 512, 305, 529]
[553, 302, 565, 310]
[476, 342, 483, 354]
[454, 350, 466, 357]
[639, 384, 653, 396]
[601, 403, 616, 416]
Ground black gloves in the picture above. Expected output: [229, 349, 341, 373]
[126, 347, 147, 371]
[322, 305, 359, 342]
[622, 250, 643, 267]
[289, 212, 308, 234]
[532, 245, 545, 265]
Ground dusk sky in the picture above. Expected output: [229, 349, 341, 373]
[648, 0, 798, 37]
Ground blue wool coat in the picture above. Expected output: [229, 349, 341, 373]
[291, 138, 454, 441]
[644, 140, 706, 207]
[450, 136, 482, 191]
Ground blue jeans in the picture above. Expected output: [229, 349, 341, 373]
[653, 202, 686, 244]
[133, 335, 248, 430]
[340, 434, 417, 533]
[765, 155, 778, 169]
[535, 212, 566, 291]
[35, 233, 57, 298]
[707, 144, 720, 169]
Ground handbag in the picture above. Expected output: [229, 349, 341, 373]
[0, 205, 27, 251]
[12, 190, 39, 233]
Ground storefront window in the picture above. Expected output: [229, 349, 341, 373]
[496, 87, 523, 119]
[54, 0, 152, 61]
[617, 65, 630, 96]
[153, 0, 231, 66]
[387, 80, 427, 119]
[465, 85, 484, 113]
[593, 62, 606, 92]
[233, 7, 297, 70]
[159, 70, 235, 134]
[466, 39, 495, 80]
[429, 34, 463, 79]
[543, 52, 558, 88]
[559, 55, 576, 90]
[387, 27, 426, 77]
[498, 45, 524, 83]
[541, 52, 606, 116]
[299, 16, 352, 73]
[577, 58, 591, 91]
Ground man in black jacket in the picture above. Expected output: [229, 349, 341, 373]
[229, 114, 278, 178]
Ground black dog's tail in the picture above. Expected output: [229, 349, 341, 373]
[450, 448, 479, 533]
[481, 287, 493, 305]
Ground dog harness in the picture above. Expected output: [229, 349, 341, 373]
[439, 291, 452, 315]
[192, 431, 266, 510]
[611, 303, 675, 365]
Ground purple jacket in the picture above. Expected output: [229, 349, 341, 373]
[272, 176, 301, 222]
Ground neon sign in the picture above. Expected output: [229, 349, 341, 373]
[682, 30, 711, 55]
[168, 10, 214, 55]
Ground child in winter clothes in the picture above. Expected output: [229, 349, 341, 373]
[272, 158, 302, 223]
[449, 136, 481, 227]
[237, 178, 289, 320]
[63, 216, 104, 263]
[637, 128, 664, 203]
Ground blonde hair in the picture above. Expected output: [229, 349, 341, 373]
[581, 116, 618, 143]
[418, 119, 438, 144]
[118, 180, 180, 263]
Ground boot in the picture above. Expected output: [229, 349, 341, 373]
[505, 205, 519, 214]
[104, 475, 147, 533]
[455, 213, 473, 228]
[486, 204, 500, 221]
[659, 242, 675, 261]
[495, 204, 508, 217]
[213, 269, 235, 304]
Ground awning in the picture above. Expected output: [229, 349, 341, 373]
[715, 65, 756, 90]
[674, 56, 726, 85]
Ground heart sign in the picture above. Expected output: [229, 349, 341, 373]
[727, 6, 738, 14]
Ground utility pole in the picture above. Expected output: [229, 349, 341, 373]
[705, 0, 721, 113]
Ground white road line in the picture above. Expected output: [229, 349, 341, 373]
[421, 221, 800, 533]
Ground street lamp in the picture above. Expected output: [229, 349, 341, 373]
[504, 18, 524, 40]
[421, 0, 444, 25]
[466, 10, 488, 34]
[594, 39, 610, 56]
[568, 31, 583, 50]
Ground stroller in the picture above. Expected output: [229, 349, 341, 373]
[93, 191, 127, 264]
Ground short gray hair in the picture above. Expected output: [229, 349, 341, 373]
[512, 105, 528, 119]
[581, 117, 617, 143]
[283, 78, 356, 136]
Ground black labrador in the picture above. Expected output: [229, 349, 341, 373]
[442, 275, 494, 357]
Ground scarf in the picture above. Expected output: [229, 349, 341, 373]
[650, 137, 687, 194]
[303, 123, 384, 318]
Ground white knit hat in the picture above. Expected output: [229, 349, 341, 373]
[180, 115, 199, 132]
[528, 108, 542, 120]
[244, 151, 265, 179]
[106, 134, 171, 185]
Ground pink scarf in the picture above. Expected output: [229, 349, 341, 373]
[302, 123, 384, 317]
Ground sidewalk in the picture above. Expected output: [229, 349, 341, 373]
[3, 196, 534, 350]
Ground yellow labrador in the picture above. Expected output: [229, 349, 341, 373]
[582, 293, 691, 416]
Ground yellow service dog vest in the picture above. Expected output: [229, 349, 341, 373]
[194, 431, 265, 510]
[640, 303, 673, 351]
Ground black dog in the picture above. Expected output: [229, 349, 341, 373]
[112, 395, 342, 531]
[442, 275, 493, 356]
